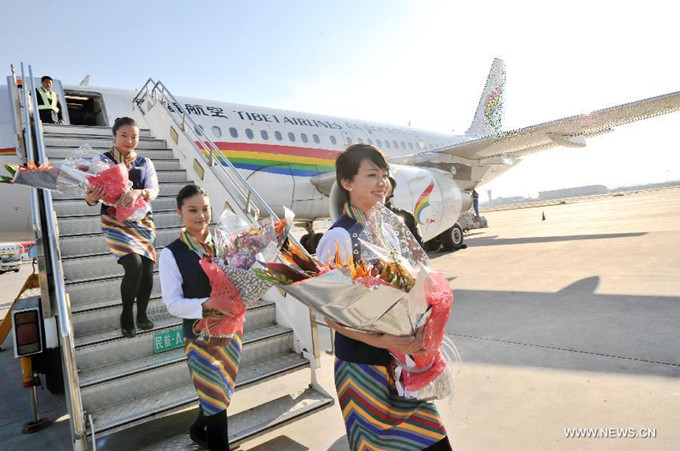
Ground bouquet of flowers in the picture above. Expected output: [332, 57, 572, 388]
[255, 204, 458, 400]
[1, 145, 148, 222]
[192, 208, 293, 345]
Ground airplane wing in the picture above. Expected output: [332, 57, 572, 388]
[392, 90, 680, 165]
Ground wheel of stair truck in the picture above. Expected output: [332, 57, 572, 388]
[440, 223, 464, 251]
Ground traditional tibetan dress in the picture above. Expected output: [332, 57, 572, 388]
[317, 204, 450, 451]
[99, 148, 157, 262]
[160, 232, 243, 415]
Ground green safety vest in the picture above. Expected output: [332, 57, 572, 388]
[37, 87, 59, 113]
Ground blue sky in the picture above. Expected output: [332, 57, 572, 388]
[2, 0, 679, 200]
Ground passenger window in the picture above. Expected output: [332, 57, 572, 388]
[260, 130, 269, 140]
[401, 141, 406, 150]
[301, 133, 309, 143]
[229, 127, 238, 138]
[330, 135, 337, 145]
[376, 139, 382, 147]
[384, 140, 391, 149]
[288, 132, 296, 142]
[393, 140, 399, 149]
[313, 134, 320, 144]
[357, 137, 364, 144]
[345, 137, 353, 144]
[367, 139, 373, 145]
[408, 142, 414, 150]
[212, 126, 222, 138]
[275, 131, 283, 141]
[246, 128, 254, 139]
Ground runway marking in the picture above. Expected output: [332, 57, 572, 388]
[451, 333, 680, 367]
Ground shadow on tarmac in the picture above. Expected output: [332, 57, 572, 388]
[464, 232, 647, 247]
[447, 275, 680, 378]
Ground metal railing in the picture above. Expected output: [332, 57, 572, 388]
[132, 79, 269, 221]
[17, 63, 87, 450]
[132, 79, 322, 377]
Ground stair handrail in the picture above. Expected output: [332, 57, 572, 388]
[133, 79, 267, 221]
[132, 79, 323, 382]
[21, 63, 88, 450]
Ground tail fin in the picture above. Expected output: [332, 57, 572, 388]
[465, 58, 506, 136]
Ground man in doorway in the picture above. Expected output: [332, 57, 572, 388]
[35, 76, 64, 124]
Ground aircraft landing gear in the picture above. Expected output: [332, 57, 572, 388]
[440, 223, 465, 251]
[300, 221, 323, 254]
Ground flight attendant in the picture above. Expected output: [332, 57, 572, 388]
[316, 144, 452, 450]
[85, 117, 158, 338]
[159, 184, 242, 450]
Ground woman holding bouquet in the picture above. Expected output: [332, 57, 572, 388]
[316, 144, 452, 451]
[159, 185, 241, 451]
[85, 117, 158, 338]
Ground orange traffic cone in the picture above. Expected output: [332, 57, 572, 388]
[542, 211, 546, 221]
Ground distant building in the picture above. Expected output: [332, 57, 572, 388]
[538, 185, 608, 200]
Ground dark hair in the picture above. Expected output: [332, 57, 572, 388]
[335, 144, 389, 203]
[41, 76, 53, 83]
[176, 184, 208, 209]
[112, 117, 139, 135]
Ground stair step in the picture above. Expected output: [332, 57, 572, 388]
[43, 125, 153, 137]
[60, 227, 178, 258]
[81, 342, 305, 398]
[132, 386, 333, 447]
[58, 210, 181, 237]
[53, 181, 188, 200]
[46, 147, 176, 160]
[72, 297, 168, 337]
[53, 196, 178, 219]
[79, 328, 298, 410]
[72, 298, 275, 340]
[75, 322, 292, 371]
[43, 136, 167, 148]
[67, 274, 161, 310]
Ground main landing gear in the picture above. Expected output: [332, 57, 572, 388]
[424, 223, 467, 252]
[300, 221, 323, 254]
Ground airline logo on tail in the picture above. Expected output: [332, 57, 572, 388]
[414, 181, 435, 224]
[485, 85, 503, 132]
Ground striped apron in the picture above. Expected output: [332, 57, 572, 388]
[335, 359, 447, 450]
[100, 212, 157, 262]
[185, 330, 243, 416]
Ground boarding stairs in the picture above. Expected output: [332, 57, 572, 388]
[11, 64, 332, 449]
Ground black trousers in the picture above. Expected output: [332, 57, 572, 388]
[118, 253, 154, 324]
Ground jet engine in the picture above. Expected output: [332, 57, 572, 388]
[329, 164, 470, 243]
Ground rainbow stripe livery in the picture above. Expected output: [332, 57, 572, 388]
[201, 141, 339, 177]
[0, 147, 15, 156]
[414, 181, 435, 224]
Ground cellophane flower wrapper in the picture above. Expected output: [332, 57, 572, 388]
[193, 209, 294, 344]
[2, 144, 149, 222]
[259, 204, 457, 400]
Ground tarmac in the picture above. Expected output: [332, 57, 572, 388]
[1, 187, 678, 450]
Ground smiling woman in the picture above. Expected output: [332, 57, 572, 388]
[85, 117, 159, 338]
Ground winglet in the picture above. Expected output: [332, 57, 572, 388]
[465, 58, 506, 137]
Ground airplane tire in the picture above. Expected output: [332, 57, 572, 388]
[422, 239, 440, 252]
[440, 223, 464, 251]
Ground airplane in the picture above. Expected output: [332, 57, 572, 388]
[1, 58, 680, 252]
